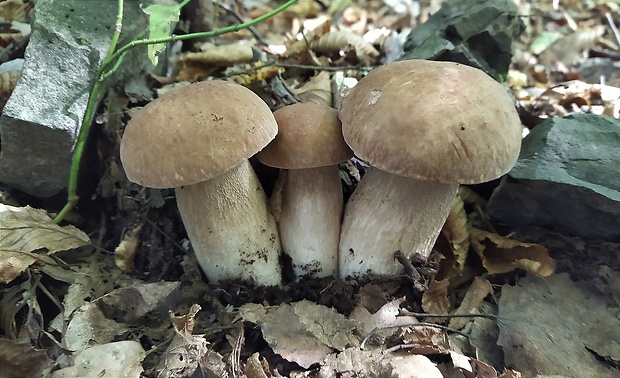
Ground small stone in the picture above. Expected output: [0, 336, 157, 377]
[487, 114, 620, 242]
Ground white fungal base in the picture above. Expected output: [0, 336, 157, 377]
[176, 160, 282, 286]
[338, 168, 458, 278]
[274, 166, 342, 279]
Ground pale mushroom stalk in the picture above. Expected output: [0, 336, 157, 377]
[257, 102, 353, 279]
[338, 168, 457, 278]
[176, 160, 281, 286]
[274, 165, 342, 278]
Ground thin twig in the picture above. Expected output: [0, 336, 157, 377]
[606, 12, 620, 48]
[217, 1, 270, 46]
[360, 322, 469, 350]
[275, 62, 376, 71]
[144, 217, 188, 254]
[398, 310, 499, 321]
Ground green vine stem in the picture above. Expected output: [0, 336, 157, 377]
[54, 0, 299, 223]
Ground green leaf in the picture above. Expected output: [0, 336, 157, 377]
[141, 3, 180, 66]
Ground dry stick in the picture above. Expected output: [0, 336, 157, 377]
[606, 12, 620, 48]
[398, 310, 499, 321]
[275, 62, 376, 71]
[361, 310, 511, 349]
[360, 322, 469, 350]
[217, 1, 270, 46]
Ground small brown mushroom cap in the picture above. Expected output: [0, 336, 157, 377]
[257, 102, 353, 169]
[120, 80, 278, 188]
[339, 60, 522, 184]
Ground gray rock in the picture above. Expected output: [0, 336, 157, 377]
[487, 114, 620, 242]
[0, 0, 148, 197]
[399, 0, 524, 79]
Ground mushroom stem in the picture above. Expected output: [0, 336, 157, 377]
[338, 168, 458, 278]
[176, 160, 282, 286]
[274, 165, 342, 278]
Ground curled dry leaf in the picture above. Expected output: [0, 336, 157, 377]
[294, 71, 333, 107]
[310, 31, 380, 65]
[176, 44, 254, 82]
[114, 223, 142, 271]
[282, 20, 330, 58]
[458, 186, 488, 207]
[402, 325, 451, 355]
[0, 204, 90, 284]
[468, 226, 555, 276]
[158, 304, 226, 378]
[244, 353, 270, 378]
[440, 192, 470, 275]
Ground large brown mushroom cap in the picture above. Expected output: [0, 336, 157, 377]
[257, 102, 353, 169]
[120, 80, 278, 188]
[339, 60, 522, 184]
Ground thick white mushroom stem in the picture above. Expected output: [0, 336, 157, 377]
[175, 160, 282, 286]
[273, 166, 342, 279]
[338, 168, 458, 278]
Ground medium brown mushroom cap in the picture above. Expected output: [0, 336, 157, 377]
[257, 102, 353, 169]
[120, 80, 278, 188]
[339, 60, 523, 184]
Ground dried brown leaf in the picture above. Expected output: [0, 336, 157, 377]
[0, 339, 53, 378]
[238, 302, 333, 368]
[292, 300, 361, 351]
[469, 226, 555, 276]
[244, 353, 270, 378]
[176, 44, 254, 82]
[310, 31, 379, 65]
[402, 325, 451, 355]
[0, 21, 30, 48]
[441, 193, 470, 274]
[0, 204, 90, 284]
[0, 0, 33, 22]
[421, 278, 451, 317]
[114, 223, 142, 271]
[158, 304, 222, 378]
[283, 0, 321, 18]
[449, 277, 493, 330]
[539, 26, 606, 66]
[282, 20, 330, 58]
[294, 71, 333, 107]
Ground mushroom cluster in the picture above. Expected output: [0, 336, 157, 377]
[120, 59, 522, 285]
